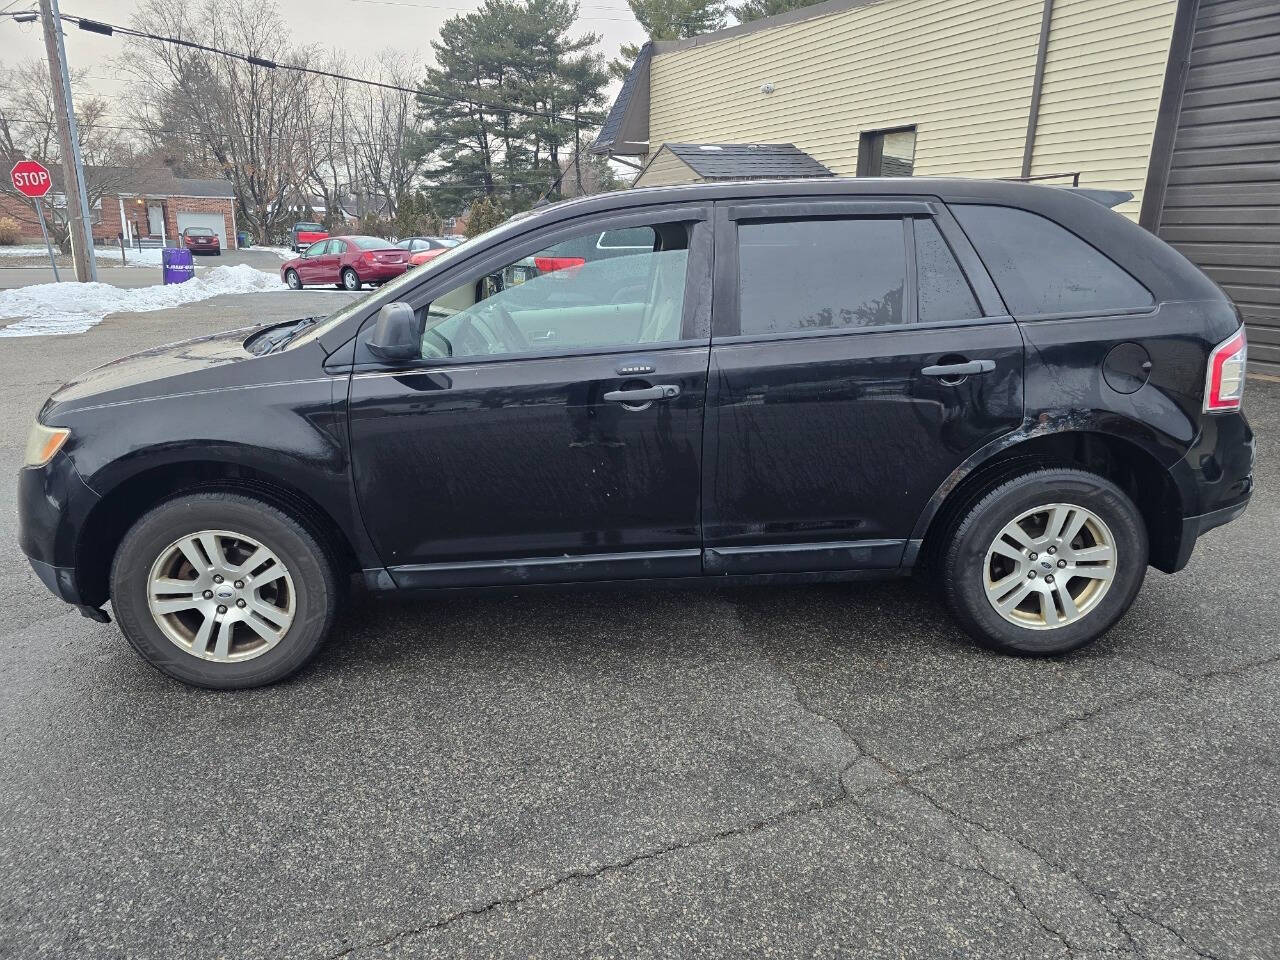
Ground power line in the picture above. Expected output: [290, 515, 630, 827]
[57, 11, 602, 127]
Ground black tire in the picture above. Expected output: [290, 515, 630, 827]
[341, 268, 361, 291]
[285, 269, 301, 290]
[110, 492, 338, 689]
[941, 468, 1147, 656]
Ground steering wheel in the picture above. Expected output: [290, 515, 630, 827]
[483, 301, 530, 353]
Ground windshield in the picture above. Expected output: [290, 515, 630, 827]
[283, 218, 527, 351]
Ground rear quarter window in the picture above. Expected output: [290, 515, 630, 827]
[953, 204, 1153, 316]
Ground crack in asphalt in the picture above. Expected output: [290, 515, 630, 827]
[300, 605, 1280, 958]
[324, 757, 862, 958]
[1117, 901, 1226, 960]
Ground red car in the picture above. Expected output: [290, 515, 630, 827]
[397, 235, 462, 267]
[181, 227, 221, 255]
[281, 236, 409, 291]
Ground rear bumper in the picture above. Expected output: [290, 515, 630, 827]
[1171, 500, 1250, 573]
[1165, 411, 1253, 572]
[359, 263, 409, 281]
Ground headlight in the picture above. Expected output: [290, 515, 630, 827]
[24, 423, 70, 467]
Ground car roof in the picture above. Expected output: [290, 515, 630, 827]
[518, 177, 1218, 304]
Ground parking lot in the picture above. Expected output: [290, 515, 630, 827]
[1, 292, 1276, 959]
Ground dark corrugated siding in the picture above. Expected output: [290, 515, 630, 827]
[1158, 0, 1280, 373]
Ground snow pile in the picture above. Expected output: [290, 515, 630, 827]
[0, 264, 286, 338]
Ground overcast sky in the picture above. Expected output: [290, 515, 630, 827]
[2, 0, 646, 123]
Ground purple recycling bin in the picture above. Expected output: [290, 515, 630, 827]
[161, 247, 195, 284]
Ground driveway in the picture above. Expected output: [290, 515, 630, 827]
[0, 292, 1276, 959]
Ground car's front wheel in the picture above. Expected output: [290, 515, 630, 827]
[285, 269, 301, 290]
[341, 268, 361, 291]
[941, 468, 1147, 656]
[110, 492, 338, 688]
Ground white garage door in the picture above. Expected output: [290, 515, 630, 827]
[176, 212, 228, 247]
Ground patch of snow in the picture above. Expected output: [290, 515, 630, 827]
[0, 264, 286, 338]
[0, 245, 55, 259]
[252, 246, 297, 261]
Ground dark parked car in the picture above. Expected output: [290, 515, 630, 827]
[19, 179, 1253, 688]
[181, 226, 221, 255]
[281, 235, 409, 291]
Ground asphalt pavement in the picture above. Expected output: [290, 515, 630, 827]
[0, 290, 1276, 959]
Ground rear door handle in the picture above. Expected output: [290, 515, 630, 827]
[921, 359, 996, 378]
[603, 384, 681, 404]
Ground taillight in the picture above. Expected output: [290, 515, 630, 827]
[534, 256, 585, 273]
[360, 251, 375, 265]
[1204, 326, 1247, 413]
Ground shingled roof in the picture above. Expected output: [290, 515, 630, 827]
[657, 143, 835, 181]
[591, 43, 653, 156]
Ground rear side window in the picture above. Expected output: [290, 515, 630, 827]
[738, 218, 906, 334]
[915, 219, 980, 322]
[953, 204, 1152, 316]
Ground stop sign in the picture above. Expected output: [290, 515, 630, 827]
[10, 160, 53, 198]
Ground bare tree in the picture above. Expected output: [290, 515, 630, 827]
[0, 58, 133, 250]
[119, 0, 316, 242]
[347, 50, 428, 220]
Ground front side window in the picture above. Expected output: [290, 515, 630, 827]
[953, 204, 1153, 316]
[304, 239, 330, 258]
[414, 222, 691, 361]
[737, 217, 907, 335]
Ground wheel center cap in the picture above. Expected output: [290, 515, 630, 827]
[214, 584, 236, 601]
[1040, 559, 1053, 571]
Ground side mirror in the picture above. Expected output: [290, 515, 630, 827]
[367, 302, 421, 361]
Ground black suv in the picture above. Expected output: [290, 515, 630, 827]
[18, 180, 1254, 688]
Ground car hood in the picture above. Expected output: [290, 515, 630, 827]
[43, 324, 272, 417]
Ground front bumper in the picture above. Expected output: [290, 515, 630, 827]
[17, 452, 101, 606]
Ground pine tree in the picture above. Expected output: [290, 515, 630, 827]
[413, 0, 609, 214]
[731, 0, 824, 24]
[610, 0, 726, 79]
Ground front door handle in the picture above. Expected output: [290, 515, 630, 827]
[602, 384, 681, 404]
[921, 359, 996, 378]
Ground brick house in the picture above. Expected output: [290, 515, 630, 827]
[1, 164, 238, 250]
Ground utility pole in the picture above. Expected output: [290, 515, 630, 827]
[39, 0, 97, 282]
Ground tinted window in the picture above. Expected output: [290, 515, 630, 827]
[599, 227, 655, 249]
[915, 219, 980, 322]
[953, 204, 1153, 316]
[738, 218, 906, 334]
[417, 223, 690, 361]
[347, 235, 391, 250]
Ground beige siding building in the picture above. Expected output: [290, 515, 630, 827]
[593, 0, 1280, 370]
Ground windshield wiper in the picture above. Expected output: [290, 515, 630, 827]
[251, 316, 321, 355]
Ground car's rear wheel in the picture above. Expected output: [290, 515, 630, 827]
[285, 269, 301, 290]
[110, 492, 337, 688]
[341, 268, 361, 291]
[941, 468, 1147, 656]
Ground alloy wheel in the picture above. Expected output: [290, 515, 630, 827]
[983, 502, 1117, 630]
[146, 529, 295, 661]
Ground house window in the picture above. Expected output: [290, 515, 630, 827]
[857, 126, 916, 177]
